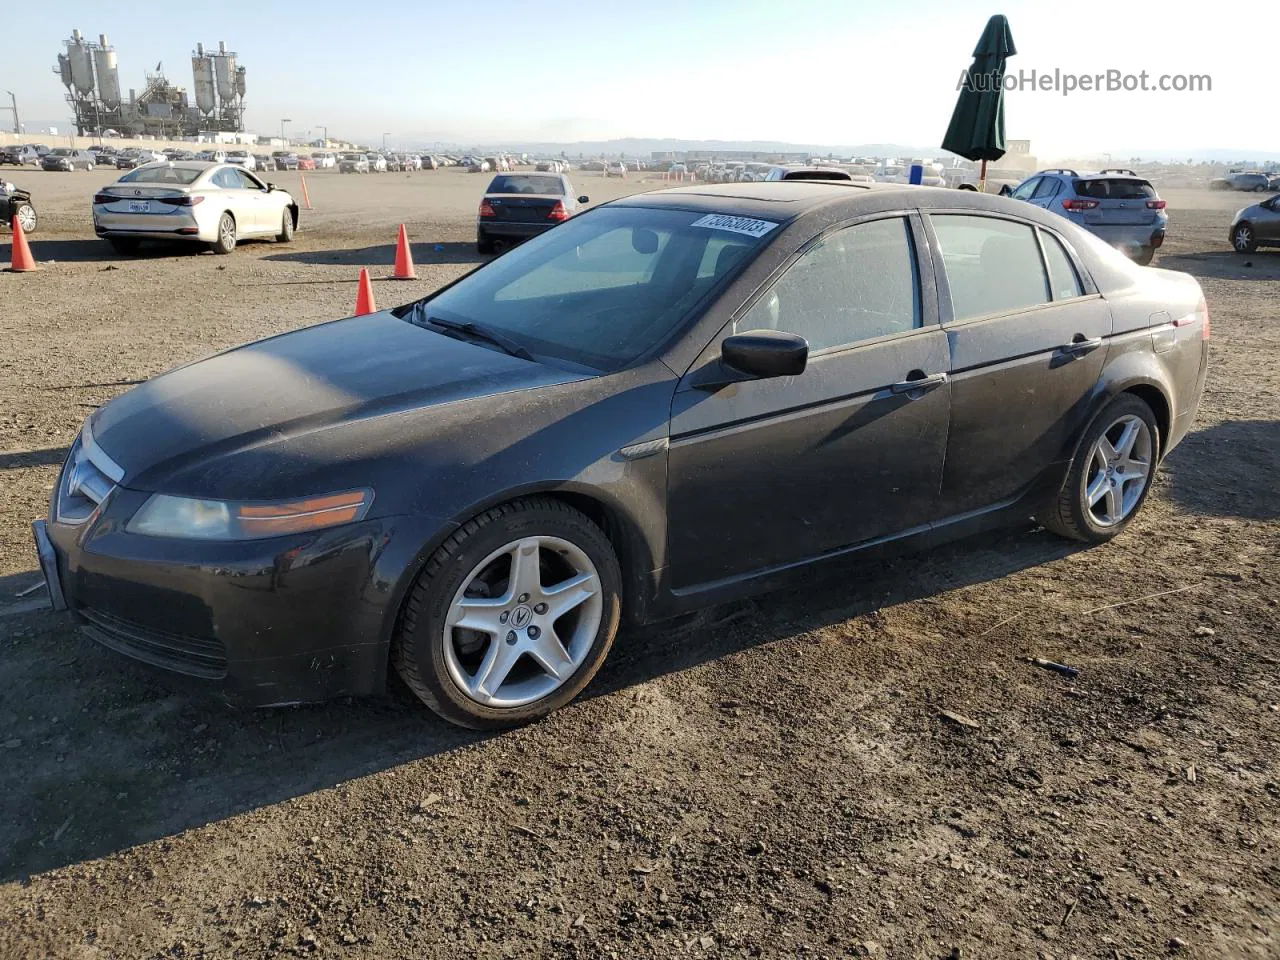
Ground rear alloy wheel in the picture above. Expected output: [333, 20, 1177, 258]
[1039, 394, 1159, 543]
[276, 208, 294, 242]
[211, 212, 236, 254]
[393, 498, 622, 729]
[1232, 223, 1257, 254]
[14, 202, 36, 234]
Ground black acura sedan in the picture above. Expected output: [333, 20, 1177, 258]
[34, 182, 1209, 728]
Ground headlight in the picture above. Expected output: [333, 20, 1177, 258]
[127, 489, 373, 540]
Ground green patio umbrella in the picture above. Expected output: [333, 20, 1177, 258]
[942, 14, 1017, 192]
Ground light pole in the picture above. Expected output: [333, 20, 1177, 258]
[382, 132, 390, 151]
[4, 91, 19, 135]
[319, 124, 328, 145]
[280, 118, 292, 145]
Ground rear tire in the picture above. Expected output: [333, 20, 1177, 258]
[392, 497, 622, 729]
[1132, 247, 1155, 266]
[477, 230, 496, 255]
[1038, 394, 1160, 544]
[211, 212, 236, 254]
[108, 237, 139, 255]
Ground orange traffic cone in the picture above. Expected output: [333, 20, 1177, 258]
[300, 174, 313, 211]
[392, 224, 416, 280]
[354, 268, 377, 315]
[7, 215, 37, 272]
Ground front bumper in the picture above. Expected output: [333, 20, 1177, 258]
[38, 493, 452, 706]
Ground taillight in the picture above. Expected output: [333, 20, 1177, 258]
[156, 196, 204, 206]
[92, 193, 112, 205]
[1062, 198, 1100, 211]
[1146, 199, 1167, 210]
[546, 200, 569, 222]
[1199, 297, 1210, 340]
[478, 200, 496, 218]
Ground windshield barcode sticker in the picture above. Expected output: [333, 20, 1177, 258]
[690, 214, 779, 239]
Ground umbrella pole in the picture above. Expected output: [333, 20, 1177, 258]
[979, 159, 988, 193]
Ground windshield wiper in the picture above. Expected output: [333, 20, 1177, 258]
[408, 307, 534, 362]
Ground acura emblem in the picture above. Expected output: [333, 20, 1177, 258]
[511, 605, 533, 628]
[135, 189, 142, 196]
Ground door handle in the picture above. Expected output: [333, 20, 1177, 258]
[890, 371, 948, 395]
[1060, 334, 1103, 355]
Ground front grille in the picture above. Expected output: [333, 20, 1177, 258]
[79, 608, 229, 680]
[56, 422, 123, 525]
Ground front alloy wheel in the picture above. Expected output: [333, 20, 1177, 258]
[393, 498, 622, 728]
[14, 203, 36, 234]
[212, 212, 236, 254]
[1232, 223, 1257, 254]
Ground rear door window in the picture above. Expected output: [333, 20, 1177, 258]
[931, 215, 1050, 321]
[1039, 231, 1084, 300]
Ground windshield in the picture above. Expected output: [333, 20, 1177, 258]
[119, 166, 203, 185]
[487, 175, 564, 195]
[399, 206, 775, 371]
[51, 149, 73, 156]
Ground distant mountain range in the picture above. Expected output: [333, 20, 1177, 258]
[412, 137, 1280, 165]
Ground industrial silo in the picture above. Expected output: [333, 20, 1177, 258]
[235, 65, 246, 100]
[213, 41, 236, 104]
[192, 43, 216, 115]
[57, 53, 74, 89]
[94, 34, 121, 108]
[68, 30, 95, 97]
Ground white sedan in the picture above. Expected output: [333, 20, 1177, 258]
[92, 161, 298, 255]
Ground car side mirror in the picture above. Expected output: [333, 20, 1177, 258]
[999, 184, 1014, 197]
[578, 195, 589, 204]
[265, 182, 277, 191]
[722, 330, 808, 379]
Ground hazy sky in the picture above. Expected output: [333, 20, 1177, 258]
[9, 0, 1261, 156]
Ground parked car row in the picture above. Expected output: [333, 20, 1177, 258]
[1210, 172, 1280, 192]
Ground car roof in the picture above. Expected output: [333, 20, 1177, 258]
[616, 180, 1107, 227]
[615, 180, 886, 219]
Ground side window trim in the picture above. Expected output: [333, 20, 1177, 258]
[1034, 226, 1084, 301]
[727, 212, 934, 356]
[1036, 225, 1096, 299]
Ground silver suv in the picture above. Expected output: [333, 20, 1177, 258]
[1009, 168, 1168, 265]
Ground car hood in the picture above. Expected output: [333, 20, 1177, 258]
[92, 310, 591, 490]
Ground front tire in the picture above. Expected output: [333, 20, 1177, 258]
[1232, 223, 1257, 253]
[211, 212, 236, 254]
[393, 498, 622, 729]
[1038, 394, 1160, 544]
[276, 208, 295, 242]
[14, 202, 36, 234]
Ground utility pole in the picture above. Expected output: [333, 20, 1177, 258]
[382, 132, 390, 151]
[319, 124, 328, 145]
[280, 118, 291, 145]
[4, 91, 19, 135]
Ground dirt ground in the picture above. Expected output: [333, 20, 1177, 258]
[0, 168, 1277, 960]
